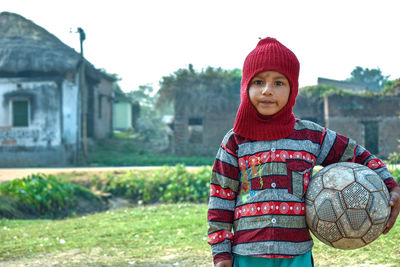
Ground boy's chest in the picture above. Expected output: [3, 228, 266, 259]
[236, 139, 318, 202]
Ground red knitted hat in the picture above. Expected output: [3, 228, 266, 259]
[233, 37, 300, 140]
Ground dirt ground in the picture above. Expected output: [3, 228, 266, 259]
[0, 166, 200, 183]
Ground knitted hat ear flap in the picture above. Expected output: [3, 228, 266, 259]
[233, 37, 300, 141]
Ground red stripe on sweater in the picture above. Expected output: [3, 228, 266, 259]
[213, 252, 232, 265]
[322, 133, 349, 166]
[221, 142, 237, 157]
[210, 184, 237, 200]
[208, 209, 234, 223]
[254, 254, 297, 259]
[366, 158, 386, 170]
[238, 150, 316, 168]
[233, 227, 312, 245]
[356, 150, 372, 164]
[213, 159, 240, 180]
[250, 176, 289, 190]
[208, 230, 234, 245]
[288, 128, 322, 144]
[234, 202, 305, 220]
[385, 178, 400, 190]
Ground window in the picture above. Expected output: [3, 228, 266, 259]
[98, 95, 102, 119]
[12, 100, 29, 127]
[188, 118, 203, 144]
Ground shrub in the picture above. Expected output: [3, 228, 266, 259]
[0, 174, 102, 218]
[95, 165, 212, 204]
[391, 168, 400, 184]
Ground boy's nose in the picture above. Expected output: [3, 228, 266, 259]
[261, 83, 273, 95]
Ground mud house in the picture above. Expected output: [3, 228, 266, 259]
[0, 12, 114, 167]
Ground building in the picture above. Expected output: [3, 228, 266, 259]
[294, 94, 400, 158]
[318, 77, 368, 92]
[0, 12, 114, 167]
[171, 83, 400, 159]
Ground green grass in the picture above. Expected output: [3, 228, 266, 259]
[0, 204, 212, 266]
[1, 203, 399, 266]
[87, 138, 214, 166]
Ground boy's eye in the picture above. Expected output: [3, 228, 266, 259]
[275, 81, 284, 86]
[253, 80, 263, 85]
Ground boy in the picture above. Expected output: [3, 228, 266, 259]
[207, 37, 400, 267]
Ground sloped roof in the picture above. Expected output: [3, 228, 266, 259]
[318, 77, 367, 91]
[0, 12, 103, 80]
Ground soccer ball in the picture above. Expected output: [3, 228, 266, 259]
[305, 162, 390, 249]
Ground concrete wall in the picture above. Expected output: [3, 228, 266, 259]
[293, 95, 325, 125]
[113, 102, 132, 130]
[171, 91, 400, 159]
[173, 93, 239, 156]
[62, 80, 79, 145]
[0, 78, 74, 167]
[325, 95, 400, 158]
[93, 78, 113, 139]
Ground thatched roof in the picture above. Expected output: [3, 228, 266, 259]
[0, 12, 103, 80]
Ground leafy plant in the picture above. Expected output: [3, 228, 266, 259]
[93, 165, 211, 204]
[0, 174, 101, 218]
[299, 84, 351, 98]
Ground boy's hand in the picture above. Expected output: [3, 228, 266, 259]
[383, 186, 400, 234]
[216, 260, 233, 267]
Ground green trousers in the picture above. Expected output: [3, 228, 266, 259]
[233, 251, 314, 267]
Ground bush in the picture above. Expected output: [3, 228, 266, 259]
[0, 174, 102, 218]
[391, 168, 400, 184]
[92, 165, 211, 204]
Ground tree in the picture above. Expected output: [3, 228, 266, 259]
[347, 66, 389, 92]
[156, 64, 241, 111]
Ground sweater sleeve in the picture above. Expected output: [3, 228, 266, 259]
[207, 130, 240, 265]
[316, 127, 399, 190]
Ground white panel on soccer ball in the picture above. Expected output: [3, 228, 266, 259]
[337, 209, 371, 238]
[367, 191, 391, 224]
[342, 182, 369, 209]
[305, 199, 318, 230]
[322, 166, 355, 191]
[355, 170, 384, 192]
[306, 175, 323, 202]
[332, 237, 366, 250]
[315, 190, 345, 222]
[362, 223, 386, 244]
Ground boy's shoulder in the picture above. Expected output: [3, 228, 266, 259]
[222, 129, 236, 145]
[295, 119, 325, 132]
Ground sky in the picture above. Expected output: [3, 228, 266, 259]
[2, 0, 400, 92]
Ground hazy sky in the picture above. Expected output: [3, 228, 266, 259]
[2, 0, 400, 92]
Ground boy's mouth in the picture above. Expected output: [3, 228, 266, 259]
[260, 100, 275, 105]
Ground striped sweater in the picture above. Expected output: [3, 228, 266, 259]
[207, 120, 398, 264]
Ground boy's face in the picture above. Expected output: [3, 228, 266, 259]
[248, 71, 290, 116]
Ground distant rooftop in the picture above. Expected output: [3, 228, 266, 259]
[318, 77, 367, 91]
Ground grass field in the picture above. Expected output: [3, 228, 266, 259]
[0, 203, 399, 267]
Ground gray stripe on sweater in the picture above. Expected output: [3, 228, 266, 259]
[295, 120, 324, 132]
[339, 138, 357, 162]
[236, 189, 304, 207]
[233, 214, 307, 231]
[222, 129, 235, 146]
[216, 147, 238, 167]
[208, 221, 232, 234]
[212, 239, 232, 257]
[211, 171, 240, 192]
[209, 196, 235, 211]
[232, 240, 313, 256]
[237, 139, 320, 158]
[316, 128, 337, 165]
